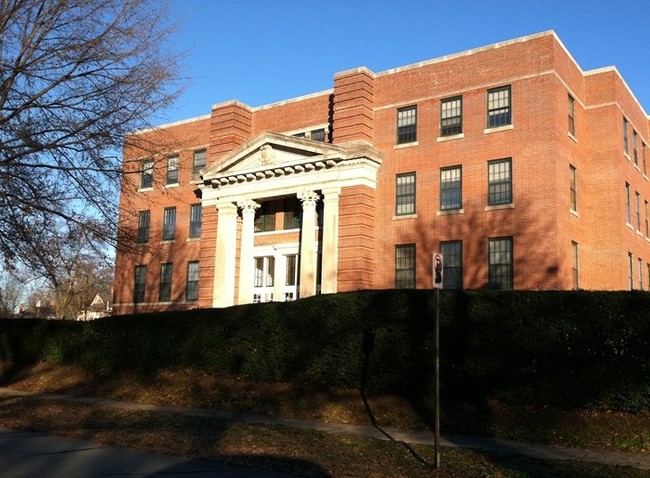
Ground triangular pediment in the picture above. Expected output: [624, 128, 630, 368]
[202, 132, 349, 179]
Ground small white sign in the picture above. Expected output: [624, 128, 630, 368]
[433, 253, 443, 289]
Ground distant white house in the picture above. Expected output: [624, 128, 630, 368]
[77, 293, 111, 320]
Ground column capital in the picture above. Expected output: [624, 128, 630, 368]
[298, 190, 321, 208]
[237, 199, 260, 214]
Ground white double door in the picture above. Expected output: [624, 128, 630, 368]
[252, 245, 299, 303]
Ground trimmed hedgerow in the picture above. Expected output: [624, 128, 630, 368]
[0, 289, 649, 412]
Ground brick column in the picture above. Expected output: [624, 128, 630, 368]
[332, 67, 375, 144]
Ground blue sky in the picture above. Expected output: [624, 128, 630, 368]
[162, 0, 650, 124]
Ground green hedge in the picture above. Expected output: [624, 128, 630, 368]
[0, 290, 649, 412]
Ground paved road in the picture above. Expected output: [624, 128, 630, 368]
[0, 427, 313, 478]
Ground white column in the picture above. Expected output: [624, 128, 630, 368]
[237, 199, 260, 305]
[213, 201, 238, 308]
[321, 187, 341, 294]
[298, 190, 321, 298]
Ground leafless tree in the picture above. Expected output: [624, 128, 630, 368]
[0, 0, 181, 271]
[0, 271, 23, 317]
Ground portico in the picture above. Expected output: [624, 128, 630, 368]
[200, 132, 382, 308]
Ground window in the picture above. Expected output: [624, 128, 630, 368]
[568, 94, 575, 136]
[623, 118, 629, 155]
[636, 192, 641, 231]
[134, 265, 146, 304]
[441, 96, 462, 136]
[159, 263, 173, 302]
[166, 155, 179, 185]
[310, 128, 326, 142]
[645, 200, 649, 237]
[282, 197, 301, 230]
[396, 106, 417, 144]
[186, 261, 200, 301]
[440, 166, 462, 211]
[628, 252, 634, 290]
[189, 204, 202, 239]
[163, 207, 176, 241]
[255, 201, 276, 232]
[141, 159, 154, 189]
[639, 258, 644, 290]
[643, 142, 647, 176]
[395, 173, 416, 215]
[488, 237, 513, 290]
[487, 86, 511, 128]
[625, 183, 631, 224]
[192, 149, 207, 177]
[285, 255, 298, 287]
[488, 158, 512, 205]
[571, 241, 579, 290]
[395, 244, 416, 289]
[569, 165, 577, 212]
[440, 241, 462, 289]
[633, 131, 639, 165]
[254, 257, 275, 288]
[137, 210, 150, 243]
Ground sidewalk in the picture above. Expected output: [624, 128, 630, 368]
[0, 427, 306, 478]
[1, 387, 649, 471]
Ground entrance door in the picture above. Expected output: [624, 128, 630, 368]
[253, 256, 274, 303]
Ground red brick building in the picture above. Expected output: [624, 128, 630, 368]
[113, 31, 650, 314]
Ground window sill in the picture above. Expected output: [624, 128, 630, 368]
[568, 132, 577, 143]
[570, 209, 580, 218]
[393, 213, 417, 220]
[138, 187, 153, 193]
[625, 153, 631, 162]
[394, 141, 419, 149]
[187, 237, 201, 242]
[437, 208, 464, 216]
[165, 183, 180, 189]
[484, 124, 514, 134]
[485, 203, 514, 211]
[627, 223, 634, 231]
[437, 133, 464, 143]
[160, 239, 176, 244]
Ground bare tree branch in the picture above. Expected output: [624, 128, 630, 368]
[0, 0, 182, 275]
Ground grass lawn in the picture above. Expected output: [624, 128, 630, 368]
[0, 363, 648, 477]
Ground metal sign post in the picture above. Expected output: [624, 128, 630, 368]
[432, 253, 443, 468]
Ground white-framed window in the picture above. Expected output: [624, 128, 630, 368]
[162, 207, 176, 241]
[186, 261, 200, 301]
[141, 159, 154, 189]
[487, 86, 511, 128]
[488, 158, 512, 205]
[395, 172, 416, 215]
[397, 106, 417, 144]
[159, 263, 173, 302]
[440, 166, 462, 210]
[189, 204, 201, 238]
[395, 244, 416, 289]
[488, 237, 513, 290]
[166, 155, 179, 185]
[441, 96, 462, 136]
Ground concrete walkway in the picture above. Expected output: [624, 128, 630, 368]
[1, 387, 649, 472]
[0, 427, 300, 477]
